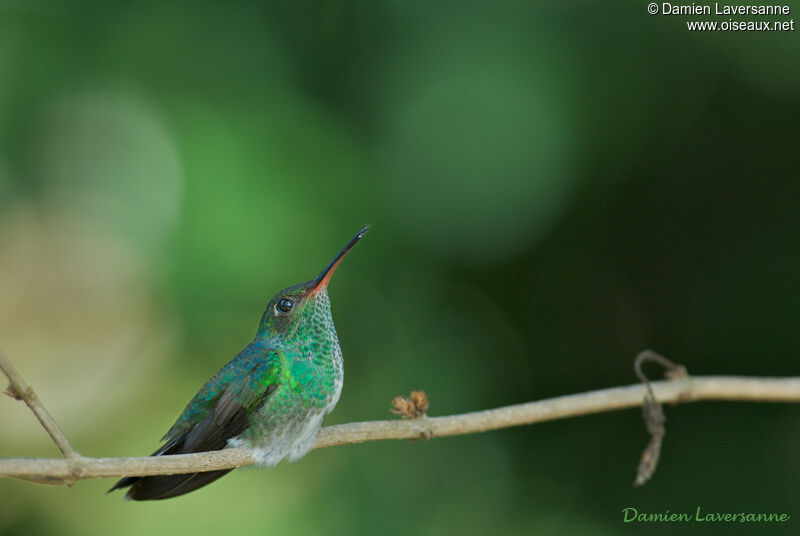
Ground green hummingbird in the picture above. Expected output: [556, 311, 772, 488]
[109, 226, 368, 500]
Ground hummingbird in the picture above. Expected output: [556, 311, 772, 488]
[109, 226, 368, 500]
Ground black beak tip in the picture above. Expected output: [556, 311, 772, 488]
[307, 224, 370, 292]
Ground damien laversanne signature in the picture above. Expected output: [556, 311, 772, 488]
[622, 507, 790, 523]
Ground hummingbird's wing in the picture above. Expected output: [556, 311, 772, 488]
[161, 344, 281, 451]
[108, 344, 282, 500]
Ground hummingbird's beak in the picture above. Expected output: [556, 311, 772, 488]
[307, 225, 369, 294]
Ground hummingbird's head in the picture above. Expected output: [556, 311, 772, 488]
[255, 226, 368, 345]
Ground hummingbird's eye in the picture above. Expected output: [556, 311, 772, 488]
[276, 298, 294, 314]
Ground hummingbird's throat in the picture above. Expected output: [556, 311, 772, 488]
[290, 290, 337, 360]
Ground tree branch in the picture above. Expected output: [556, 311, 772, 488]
[2, 351, 799, 486]
[0, 350, 79, 460]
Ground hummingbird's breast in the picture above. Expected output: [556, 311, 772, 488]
[233, 341, 342, 467]
[232, 293, 344, 467]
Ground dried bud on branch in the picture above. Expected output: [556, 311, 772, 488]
[391, 390, 430, 418]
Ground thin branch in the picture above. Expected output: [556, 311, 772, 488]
[0, 350, 79, 460]
[632, 350, 688, 486]
[2, 372, 800, 486]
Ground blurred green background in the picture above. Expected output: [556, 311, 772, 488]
[1, 1, 799, 534]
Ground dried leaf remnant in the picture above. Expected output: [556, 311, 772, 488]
[633, 350, 689, 486]
[391, 390, 429, 419]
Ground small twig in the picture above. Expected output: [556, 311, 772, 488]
[633, 350, 688, 486]
[0, 350, 79, 460]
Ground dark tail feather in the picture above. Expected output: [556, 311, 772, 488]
[109, 469, 233, 501]
[108, 396, 254, 500]
[105, 428, 234, 501]
[107, 475, 137, 494]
